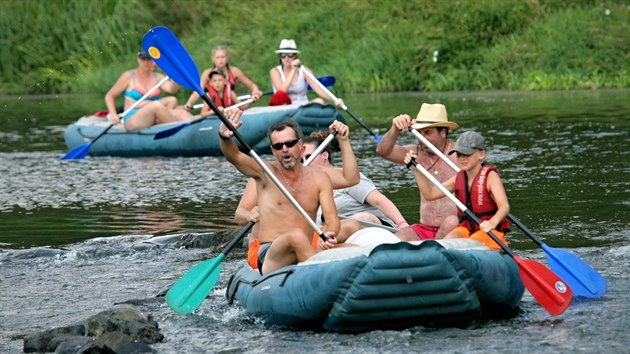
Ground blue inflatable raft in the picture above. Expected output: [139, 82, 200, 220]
[226, 230, 525, 332]
[63, 103, 345, 157]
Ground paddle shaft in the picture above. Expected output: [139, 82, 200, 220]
[104, 76, 171, 131]
[143, 26, 327, 240]
[103, 76, 171, 135]
[339, 215, 398, 233]
[409, 128, 544, 246]
[410, 127, 605, 300]
[408, 159, 515, 256]
[303, 132, 337, 165]
[118, 76, 171, 120]
[192, 90, 273, 110]
[60, 75, 170, 160]
[206, 96, 328, 241]
[154, 98, 256, 140]
[234, 131, 337, 241]
[300, 67, 381, 142]
[190, 74, 335, 110]
[164, 132, 338, 314]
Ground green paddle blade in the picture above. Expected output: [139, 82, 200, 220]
[514, 256, 573, 316]
[542, 244, 607, 298]
[166, 254, 225, 314]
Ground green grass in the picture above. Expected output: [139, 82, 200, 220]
[1, 0, 628, 95]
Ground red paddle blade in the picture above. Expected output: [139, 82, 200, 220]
[514, 256, 573, 316]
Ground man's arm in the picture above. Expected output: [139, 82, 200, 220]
[318, 173, 340, 236]
[364, 190, 407, 227]
[322, 120, 359, 188]
[376, 114, 415, 164]
[218, 110, 262, 178]
[235, 178, 258, 225]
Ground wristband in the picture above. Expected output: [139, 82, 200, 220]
[219, 133, 231, 141]
[396, 220, 409, 228]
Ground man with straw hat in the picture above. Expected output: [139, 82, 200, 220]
[376, 103, 460, 241]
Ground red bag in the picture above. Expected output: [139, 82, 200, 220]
[268, 90, 292, 106]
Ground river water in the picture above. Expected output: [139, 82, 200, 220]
[1, 90, 629, 353]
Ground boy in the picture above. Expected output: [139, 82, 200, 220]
[405, 131, 510, 249]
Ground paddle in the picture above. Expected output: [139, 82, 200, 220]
[307, 75, 336, 92]
[143, 26, 332, 313]
[300, 67, 382, 143]
[188, 76, 335, 110]
[155, 96, 262, 140]
[167, 76, 336, 140]
[409, 128, 607, 298]
[164, 131, 337, 315]
[407, 158, 573, 316]
[165, 221, 255, 314]
[190, 90, 273, 110]
[60, 76, 170, 160]
[339, 215, 398, 233]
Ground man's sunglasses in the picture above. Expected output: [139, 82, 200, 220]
[270, 138, 299, 150]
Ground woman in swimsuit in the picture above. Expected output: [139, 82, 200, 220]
[184, 45, 263, 111]
[268, 39, 344, 107]
[105, 50, 191, 131]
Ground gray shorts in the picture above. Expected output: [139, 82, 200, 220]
[257, 242, 271, 275]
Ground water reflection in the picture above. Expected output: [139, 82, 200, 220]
[1, 91, 630, 354]
[1, 90, 629, 250]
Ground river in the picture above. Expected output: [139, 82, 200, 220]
[1, 89, 629, 353]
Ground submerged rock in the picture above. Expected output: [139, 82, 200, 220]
[23, 305, 162, 353]
[133, 229, 248, 254]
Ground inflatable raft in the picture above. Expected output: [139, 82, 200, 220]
[63, 103, 345, 157]
[226, 229, 525, 332]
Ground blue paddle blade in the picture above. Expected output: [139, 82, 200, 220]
[60, 142, 91, 160]
[154, 122, 191, 140]
[542, 244, 607, 298]
[142, 26, 203, 95]
[307, 75, 336, 91]
[166, 254, 225, 314]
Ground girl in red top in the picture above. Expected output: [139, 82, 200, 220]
[404, 130, 510, 250]
[184, 45, 263, 111]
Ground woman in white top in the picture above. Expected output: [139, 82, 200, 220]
[269, 39, 344, 107]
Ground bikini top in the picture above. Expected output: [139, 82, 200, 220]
[124, 70, 162, 101]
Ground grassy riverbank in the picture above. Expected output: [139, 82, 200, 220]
[1, 0, 628, 95]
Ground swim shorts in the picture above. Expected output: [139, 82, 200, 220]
[408, 224, 439, 240]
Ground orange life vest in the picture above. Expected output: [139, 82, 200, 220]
[247, 232, 320, 269]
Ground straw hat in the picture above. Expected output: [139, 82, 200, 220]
[274, 39, 300, 54]
[411, 103, 459, 130]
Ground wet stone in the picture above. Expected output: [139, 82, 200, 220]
[23, 305, 162, 353]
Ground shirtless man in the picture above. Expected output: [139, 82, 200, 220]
[234, 120, 361, 269]
[219, 113, 340, 275]
[376, 103, 460, 241]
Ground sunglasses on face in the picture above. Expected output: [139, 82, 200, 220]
[280, 53, 297, 59]
[270, 138, 299, 150]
